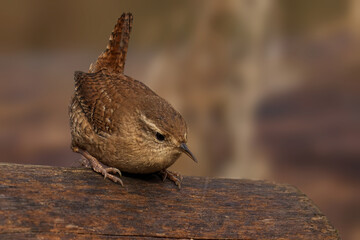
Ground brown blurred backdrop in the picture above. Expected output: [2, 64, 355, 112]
[0, 0, 359, 239]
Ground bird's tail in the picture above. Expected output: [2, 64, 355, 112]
[89, 12, 133, 74]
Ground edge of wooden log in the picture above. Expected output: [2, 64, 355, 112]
[0, 163, 341, 239]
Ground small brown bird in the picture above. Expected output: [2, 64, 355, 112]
[69, 13, 196, 187]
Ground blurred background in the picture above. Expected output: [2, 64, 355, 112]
[0, 0, 359, 238]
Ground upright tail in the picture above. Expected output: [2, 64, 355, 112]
[89, 12, 133, 74]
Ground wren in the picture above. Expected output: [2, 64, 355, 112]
[69, 13, 196, 188]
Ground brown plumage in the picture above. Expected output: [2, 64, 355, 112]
[69, 13, 196, 187]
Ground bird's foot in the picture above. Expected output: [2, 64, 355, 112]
[88, 158, 123, 186]
[75, 148, 123, 186]
[98, 167, 123, 186]
[158, 170, 183, 189]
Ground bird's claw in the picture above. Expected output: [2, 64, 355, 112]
[102, 168, 123, 186]
[104, 167, 122, 177]
[159, 170, 183, 189]
[76, 149, 124, 186]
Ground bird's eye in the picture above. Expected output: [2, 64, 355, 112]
[156, 132, 165, 141]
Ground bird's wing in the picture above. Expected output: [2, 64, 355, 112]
[74, 71, 124, 136]
[89, 13, 133, 74]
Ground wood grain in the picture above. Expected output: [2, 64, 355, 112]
[0, 163, 340, 239]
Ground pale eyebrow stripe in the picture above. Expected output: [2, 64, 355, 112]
[140, 114, 163, 134]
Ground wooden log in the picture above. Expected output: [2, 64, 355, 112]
[0, 163, 340, 239]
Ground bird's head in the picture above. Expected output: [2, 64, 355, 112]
[134, 96, 197, 165]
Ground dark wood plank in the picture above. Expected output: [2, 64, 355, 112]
[0, 163, 340, 239]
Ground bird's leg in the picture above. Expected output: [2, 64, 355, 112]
[158, 169, 183, 189]
[80, 156, 91, 168]
[73, 147, 123, 186]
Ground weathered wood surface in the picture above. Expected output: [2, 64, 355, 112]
[0, 163, 339, 239]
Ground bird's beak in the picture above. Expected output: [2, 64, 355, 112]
[180, 143, 197, 163]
